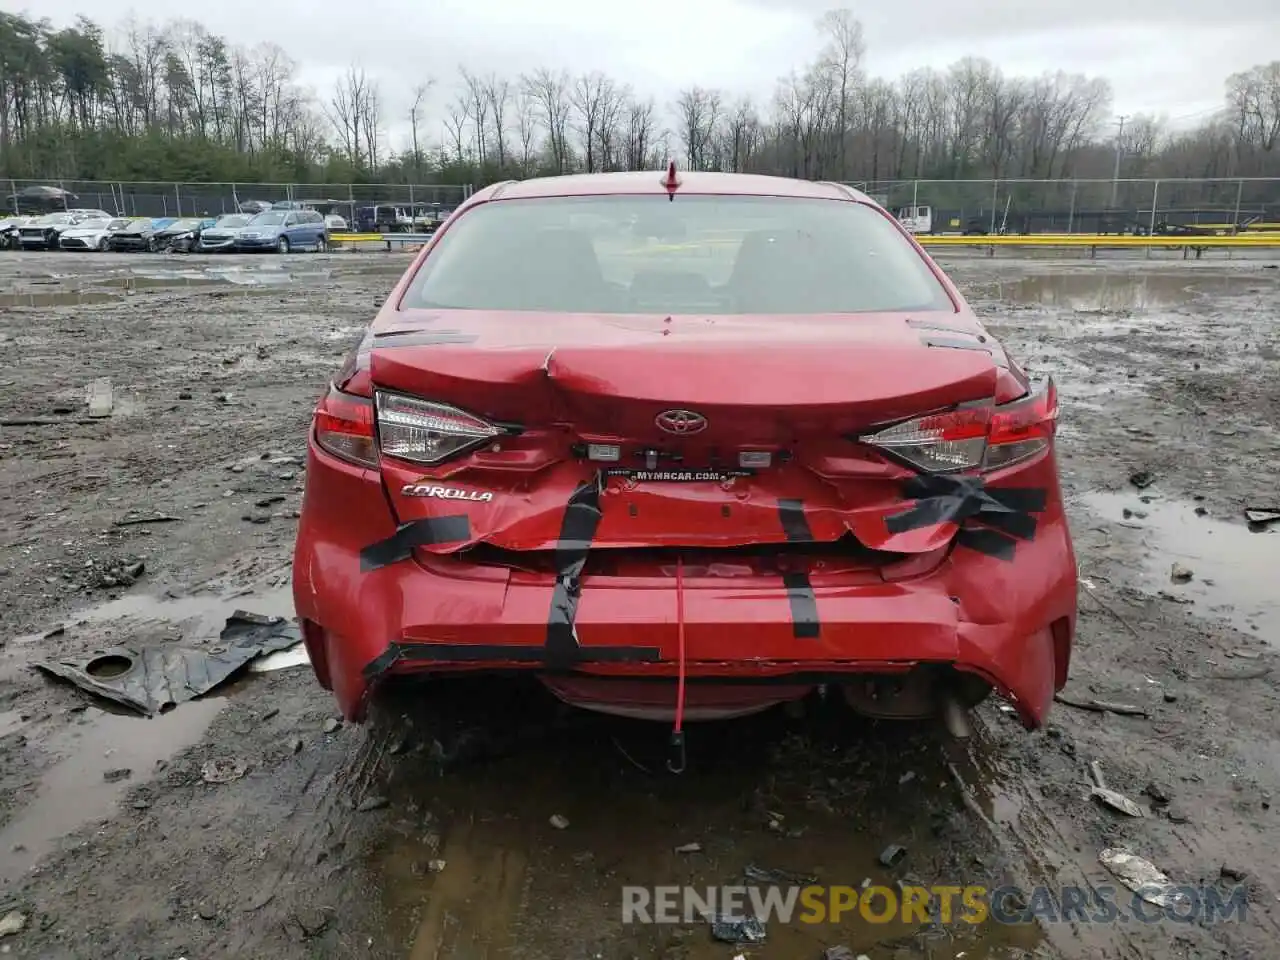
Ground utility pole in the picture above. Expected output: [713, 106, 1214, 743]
[1109, 114, 1128, 209]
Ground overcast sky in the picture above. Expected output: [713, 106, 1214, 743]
[17, 0, 1279, 150]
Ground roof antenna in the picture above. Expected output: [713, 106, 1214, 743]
[662, 158, 680, 200]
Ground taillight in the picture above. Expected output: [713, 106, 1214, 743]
[374, 390, 500, 466]
[863, 378, 1057, 474]
[984, 378, 1057, 470]
[315, 385, 376, 468]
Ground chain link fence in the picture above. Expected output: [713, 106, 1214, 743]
[3, 179, 476, 220]
[855, 178, 1280, 233]
[8, 176, 1279, 235]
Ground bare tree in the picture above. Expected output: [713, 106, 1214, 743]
[722, 97, 761, 173]
[817, 8, 865, 179]
[325, 65, 368, 165]
[513, 89, 539, 175]
[408, 80, 434, 178]
[522, 67, 572, 173]
[675, 86, 723, 170]
[442, 100, 468, 164]
[484, 74, 511, 168]
[360, 79, 383, 168]
[596, 82, 629, 171]
[252, 43, 296, 150]
[570, 71, 617, 173]
[625, 97, 657, 171]
[458, 67, 490, 165]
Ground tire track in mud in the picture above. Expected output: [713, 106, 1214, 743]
[214, 692, 397, 954]
[957, 717, 1151, 959]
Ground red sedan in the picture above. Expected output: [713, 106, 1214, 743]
[292, 166, 1076, 754]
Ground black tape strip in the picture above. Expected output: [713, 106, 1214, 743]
[546, 480, 604, 669]
[363, 641, 660, 679]
[776, 499, 820, 638]
[362, 646, 401, 679]
[885, 476, 1045, 539]
[777, 499, 814, 542]
[883, 476, 1047, 562]
[781, 571, 821, 639]
[360, 514, 472, 571]
[372, 330, 479, 346]
[974, 508, 1038, 541]
[885, 496, 959, 533]
[955, 527, 1017, 561]
[984, 487, 1048, 513]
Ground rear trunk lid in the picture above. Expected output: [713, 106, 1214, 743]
[369, 310, 997, 555]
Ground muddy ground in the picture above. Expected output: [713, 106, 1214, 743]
[0, 249, 1278, 960]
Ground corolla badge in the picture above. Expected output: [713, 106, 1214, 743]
[655, 409, 708, 436]
[401, 484, 494, 502]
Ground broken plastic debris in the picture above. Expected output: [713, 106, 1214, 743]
[1245, 507, 1280, 528]
[1098, 848, 1190, 908]
[708, 914, 766, 944]
[0, 910, 28, 937]
[743, 863, 818, 885]
[33, 610, 300, 716]
[201, 758, 248, 784]
[1088, 761, 1145, 818]
[1054, 693, 1149, 718]
[1091, 786, 1145, 818]
[1128, 470, 1155, 489]
[248, 643, 311, 673]
[878, 844, 907, 868]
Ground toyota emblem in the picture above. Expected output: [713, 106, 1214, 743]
[655, 409, 708, 436]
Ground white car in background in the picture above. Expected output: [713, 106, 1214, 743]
[0, 214, 32, 249]
[324, 213, 348, 232]
[59, 216, 134, 251]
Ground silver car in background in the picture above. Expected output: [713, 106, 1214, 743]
[59, 216, 133, 251]
[195, 214, 253, 253]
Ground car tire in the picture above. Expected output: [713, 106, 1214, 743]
[276, 236, 290, 254]
[146, 237, 157, 252]
[97, 236, 109, 252]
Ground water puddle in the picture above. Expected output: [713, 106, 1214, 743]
[1080, 491, 1280, 643]
[366, 684, 1042, 959]
[1000, 273, 1265, 312]
[0, 696, 226, 887]
[0, 264, 335, 306]
[0, 289, 117, 307]
[74, 585, 295, 633]
[0, 584, 304, 887]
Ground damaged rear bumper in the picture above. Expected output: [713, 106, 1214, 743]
[292, 445, 1077, 729]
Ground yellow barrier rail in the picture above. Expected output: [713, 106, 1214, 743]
[324, 231, 1280, 255]
[916, 233, 1280, 247]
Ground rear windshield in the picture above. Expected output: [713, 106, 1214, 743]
[401, 195, 954, 314]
